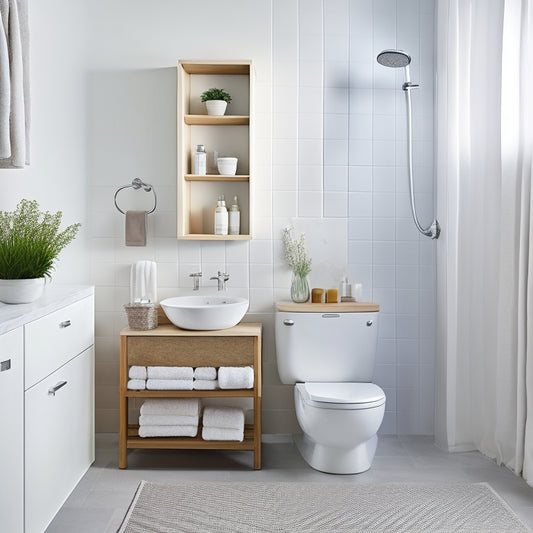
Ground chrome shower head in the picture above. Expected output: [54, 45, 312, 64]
[376, 49, 411, 68]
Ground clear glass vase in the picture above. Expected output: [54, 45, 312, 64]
[290, 272, 310, 303]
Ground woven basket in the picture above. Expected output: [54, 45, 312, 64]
[124, 302, 158, 330]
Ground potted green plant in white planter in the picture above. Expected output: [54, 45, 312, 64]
[0, 199, 81, 304]
[200, 87, 232, 116]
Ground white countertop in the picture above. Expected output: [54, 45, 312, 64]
[0, 285, 94, 335]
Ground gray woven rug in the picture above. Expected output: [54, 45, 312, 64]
[117, 481, 530, 533]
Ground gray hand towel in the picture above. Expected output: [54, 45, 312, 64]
[125, 210, 147, 246]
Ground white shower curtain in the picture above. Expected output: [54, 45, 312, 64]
[435, 0, 533, 485]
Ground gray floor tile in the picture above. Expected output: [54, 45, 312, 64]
[44, 433, 533, 532]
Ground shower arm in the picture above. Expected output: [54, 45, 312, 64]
[404, 84, 440, 239]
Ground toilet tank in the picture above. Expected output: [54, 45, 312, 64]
[275, 302, 379, 385]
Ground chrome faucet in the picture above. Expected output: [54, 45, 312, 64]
[210, 271, 229, 291]
[189, 272, 202, 291]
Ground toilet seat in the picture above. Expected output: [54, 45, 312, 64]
[297, 382, 385, 410]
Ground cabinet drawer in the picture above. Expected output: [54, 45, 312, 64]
[25, 296, 94, 389]
[25, 346, 94, 533]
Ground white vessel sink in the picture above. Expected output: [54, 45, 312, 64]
[160, 295, 249, 330]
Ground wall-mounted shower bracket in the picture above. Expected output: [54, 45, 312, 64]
[402, 82, 419, 91]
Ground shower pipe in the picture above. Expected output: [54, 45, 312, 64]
[376, 49, 440, 239]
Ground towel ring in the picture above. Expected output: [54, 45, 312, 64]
[114, 178, 157, 215]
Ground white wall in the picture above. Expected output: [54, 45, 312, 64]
[2, 0, 436, 435]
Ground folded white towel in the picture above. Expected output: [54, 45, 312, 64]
[194, 367, 217, 380]
[139, 414, 199, 426]
[140, 398, 201, 417]
[128, 366, 147, 380]
[130, 260, 157, 303]
[193, 379, 218, 390]
[147, 366, 194, 380]
[202, 427, 244, 442]
[202, 406, 244, 430]
[146, 379, 193, 390]
[139, 425, 198, 438]
[218, 366, 254, 389]
[127, 379, 146, 390]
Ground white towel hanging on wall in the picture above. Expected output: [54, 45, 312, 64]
[0, 0, 30, 168]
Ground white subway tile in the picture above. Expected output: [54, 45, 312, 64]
[323, 191, 348, 217]
[348, 192, 372, 217]
[349, 166, 372, 192]
[298, 191, 323, 217]
[349, 113, 373, 140]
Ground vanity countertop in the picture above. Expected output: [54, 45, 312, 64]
[0, 285, 94, 335]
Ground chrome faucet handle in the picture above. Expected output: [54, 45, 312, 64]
[189, 272, 202, 291]
[210, 271, 229, 291]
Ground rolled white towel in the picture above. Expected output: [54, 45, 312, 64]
[147, 366, 194, 380]
[139, 414, 199, 426]
[202, 406, 244, 430]
[146, 379, 193, 390]
[193, 379, 218, 390]
[127, 379, 146, 390]
[218, 366, 254, 389]
[194, 367, 217, 380]
[139, 425, 198, 438]
[202, 427, 244, 442]
[140, 398, 201, 417]
[129, 366, 147, 380]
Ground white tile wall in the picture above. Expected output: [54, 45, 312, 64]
[59, 0, 437, 436]
[323, 0, 437, 435]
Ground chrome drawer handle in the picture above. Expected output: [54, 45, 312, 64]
[59, 320, 71, 329]
[0, 359, 11, 372]
[283, 319, 294, 326]
[48, 380, 68, 396]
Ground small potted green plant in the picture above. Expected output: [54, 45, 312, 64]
[200, 87, 232, 116]
[0, 199, 81, 303]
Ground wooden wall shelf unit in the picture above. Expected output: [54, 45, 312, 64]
[119, 321, 262, 470]
[177, 59, 253, 240]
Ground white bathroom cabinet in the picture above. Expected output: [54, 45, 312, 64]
[0, 287, 94, 533]
[0, 327, 24, 533]
[177, 60, 253, 240]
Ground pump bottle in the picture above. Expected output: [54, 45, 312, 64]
[228, 195, 240, 235]
[214, 194, 228, 235]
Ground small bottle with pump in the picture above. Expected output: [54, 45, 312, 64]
[214, 194, 228, 235]
[228, 195, 240, 235]
[194, 144, 207, 175]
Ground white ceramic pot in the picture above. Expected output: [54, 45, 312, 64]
[217, 157, 238, 175]
[205, 100, 228, 116]
[0, 278, 46, 304]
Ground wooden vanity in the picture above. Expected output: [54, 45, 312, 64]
[119, 316, 262, 469]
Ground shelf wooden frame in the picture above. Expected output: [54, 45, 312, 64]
[184, 174, 249, 182]
[119, 322, 262, 470]
[177, 59, 253, 240]
[184, 115, 249, 126]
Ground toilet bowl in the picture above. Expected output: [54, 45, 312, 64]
[275, 302, 385, 474]
[294, 382, 385, 474]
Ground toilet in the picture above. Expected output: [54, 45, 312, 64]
[275, 302, 385, 474]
